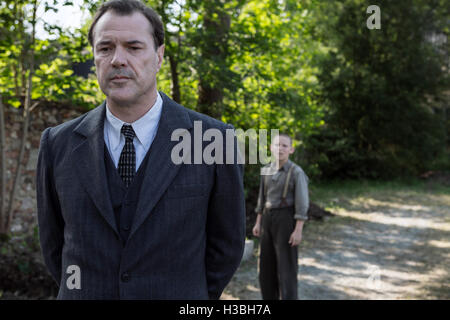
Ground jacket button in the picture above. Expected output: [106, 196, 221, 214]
[121, 273, 130, 282]
[122, 225, 130, 231]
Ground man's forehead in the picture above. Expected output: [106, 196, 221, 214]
[93, 11, 153, 44]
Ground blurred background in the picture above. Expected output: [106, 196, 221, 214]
[0, 0, 448, 299]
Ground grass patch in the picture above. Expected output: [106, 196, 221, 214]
[309, 178, 450, 211]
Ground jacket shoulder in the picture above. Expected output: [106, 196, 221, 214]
[46, 112, 87, 139]
[186, 108, 232, 131]
[43, 104, 102, 152]
[161, 92, 232, 132]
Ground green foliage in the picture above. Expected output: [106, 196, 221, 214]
[309, 0, 449, 179]
[0, 0, 102, 109]
[0, 0, 448, 183]
[428, 148, 450, 171]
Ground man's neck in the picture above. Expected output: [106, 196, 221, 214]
[106, 91, 158, 123]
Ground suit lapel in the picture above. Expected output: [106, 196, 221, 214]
[72, 102, 119, 236]
[129, 93, 192, 238]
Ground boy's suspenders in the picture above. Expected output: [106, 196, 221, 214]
[281, 165, 294, 207]
[263, 165, 295, 210]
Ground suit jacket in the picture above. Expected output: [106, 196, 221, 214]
[36, 92, 245, 299]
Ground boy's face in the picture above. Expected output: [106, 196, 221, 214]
[270, 135, 294, 162]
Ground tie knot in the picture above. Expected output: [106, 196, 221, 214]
[121, 124, 135, 141]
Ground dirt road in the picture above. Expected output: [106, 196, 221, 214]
[221, 183, 450, 299]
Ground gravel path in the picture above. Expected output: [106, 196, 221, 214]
[221, 186, 450, 300]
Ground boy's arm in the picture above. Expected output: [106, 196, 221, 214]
[254, 175, 265, 215]
[253, 175, 265, 237]
[289, 168, 309, 246]
[293, 168, 309, 221]
[289, 219, 305, 246]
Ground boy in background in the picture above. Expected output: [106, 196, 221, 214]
[252, 134, 309, 300]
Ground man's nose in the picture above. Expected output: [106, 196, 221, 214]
[111, 47, 127, 67]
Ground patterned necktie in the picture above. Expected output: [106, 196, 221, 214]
[118, 124, 136, 188]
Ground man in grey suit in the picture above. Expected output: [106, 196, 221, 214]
[36, 0, 245, 299]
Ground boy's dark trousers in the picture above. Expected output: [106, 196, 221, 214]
[259, 206, 298, 300]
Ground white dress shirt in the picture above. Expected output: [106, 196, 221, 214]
[104, 92, 163, 171]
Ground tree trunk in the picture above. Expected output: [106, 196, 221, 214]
[12, 1, 22, 99]
[197, 2, 231, 119]
[3, 0, 37, 237]
[0, 96, 6, 238]
[198, 85, 224, 119]
[168, 53, 181, 103]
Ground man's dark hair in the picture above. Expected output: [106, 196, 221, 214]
[88, 0, 164, 50]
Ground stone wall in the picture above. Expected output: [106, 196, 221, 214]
[3, 103, 85, 235]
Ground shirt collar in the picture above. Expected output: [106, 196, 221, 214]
[270, 159, 292, 172]
[105, 92, 163, 152]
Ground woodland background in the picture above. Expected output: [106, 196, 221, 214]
[0, 0, 448, 299]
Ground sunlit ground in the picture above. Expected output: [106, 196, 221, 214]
[222, 180, 450, 300]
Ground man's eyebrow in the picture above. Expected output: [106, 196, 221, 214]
[126, 40, 145, 46]
[95, 40, 145, 47]
[95, 40, 113, 47]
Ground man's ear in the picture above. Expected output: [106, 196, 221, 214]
[156, 44, 165, 71]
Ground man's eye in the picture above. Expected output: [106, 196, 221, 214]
[99, 47, 110, 52]
[130, 47, 141, 50]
